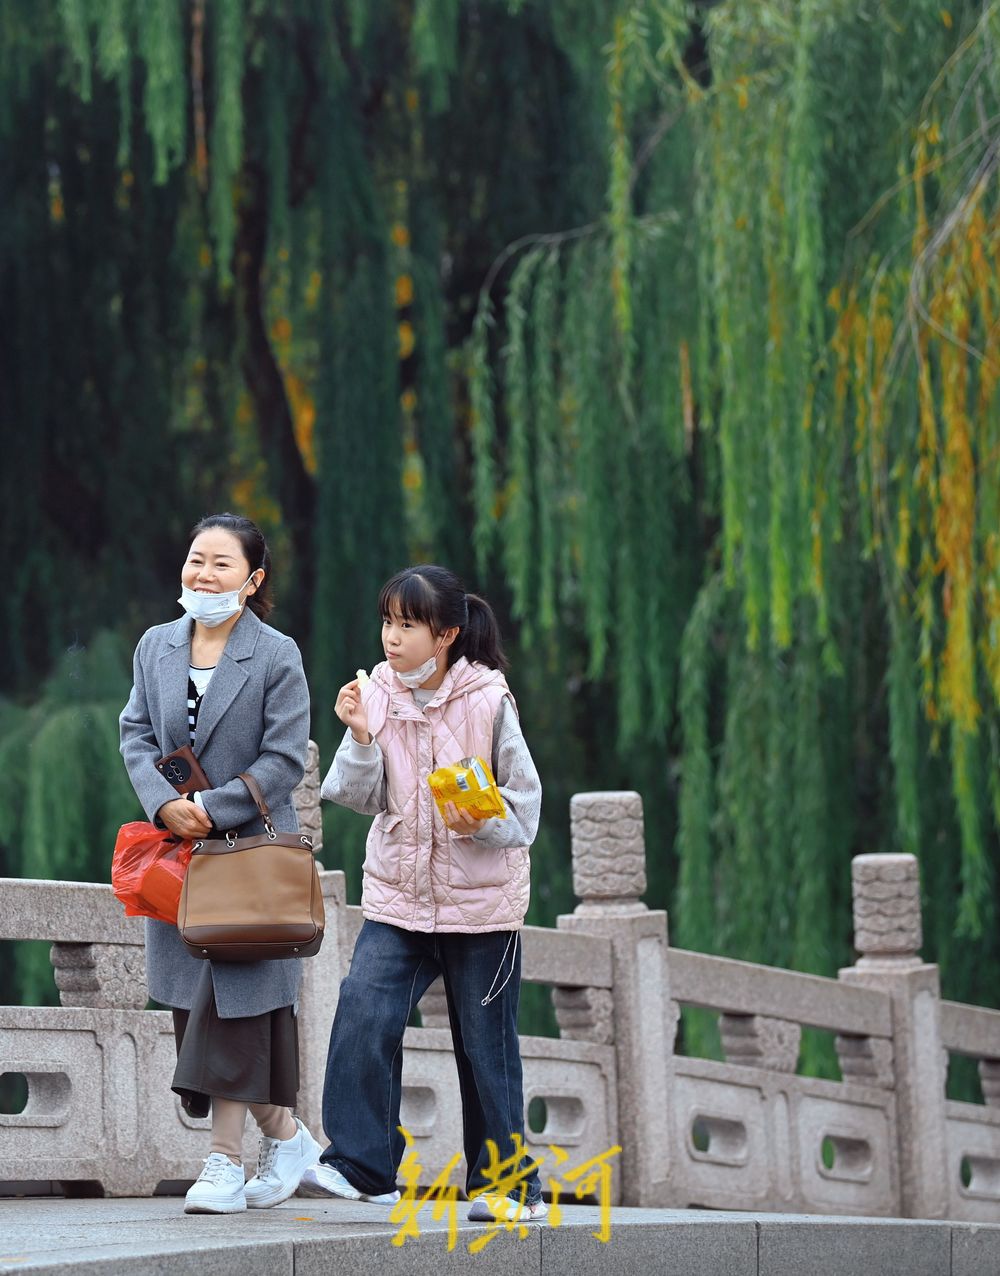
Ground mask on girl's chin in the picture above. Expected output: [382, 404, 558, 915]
[177, 575, 256, 628]
[394, 653, 440, 689]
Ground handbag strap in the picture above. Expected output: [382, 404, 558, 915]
[237, 771, 274, 835]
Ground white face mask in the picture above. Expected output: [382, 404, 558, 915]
[178, 575, 257, 628]
[394, 653, 441, 689]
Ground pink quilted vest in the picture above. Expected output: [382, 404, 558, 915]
[359, 656, 530, 933]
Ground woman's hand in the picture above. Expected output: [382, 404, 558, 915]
[335, 678, 371, 744]
[158, 798, 213, 839]
[443, 801, 488, 834]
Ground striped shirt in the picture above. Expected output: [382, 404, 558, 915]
[187, 665, 215, 744]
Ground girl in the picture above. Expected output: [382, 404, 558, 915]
[300, 565, 547, 1221]
[119, 513, 322, 1213]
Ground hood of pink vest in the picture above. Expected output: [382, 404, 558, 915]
[368, 655, 510, 713]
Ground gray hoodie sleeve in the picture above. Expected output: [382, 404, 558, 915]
[319, 729, 388, 815]
[462, 696, 542, 850]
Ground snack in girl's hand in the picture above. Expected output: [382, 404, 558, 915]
[428, 756, 507, 821]
[356, 668, 370, 686]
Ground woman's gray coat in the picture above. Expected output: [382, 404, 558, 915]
[119, 606, 310, 1018]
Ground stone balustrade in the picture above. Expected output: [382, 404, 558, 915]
[1, 782, 999, 1224]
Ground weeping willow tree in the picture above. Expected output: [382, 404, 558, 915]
[0, 0, 608, 703]
[0, 0, 622, 1031]
[2, 0, 999, 1064]
[468, 0, 1000, 1052]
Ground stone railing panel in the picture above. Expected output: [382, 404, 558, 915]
[0, 1006, 259, 1195]
[944, 1100, 1000, 1222]
[673, 949, 892, 1039]
[399, 1029, 620, 1205]
[672, 1057, 899, 1216]
[0, 879, 144, 947]
[940, 1001, 1000, 1061]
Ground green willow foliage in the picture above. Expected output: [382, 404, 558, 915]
[0, 633, 140, 1004]
[0, 0, 613, 944]
[470, 0, 1000, 1021]
[1, 0, 999, 1057]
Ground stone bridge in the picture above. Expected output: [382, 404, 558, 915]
[2, 750, 1000, 1270]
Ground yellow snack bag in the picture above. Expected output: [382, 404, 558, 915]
[428, 756, 507, 821]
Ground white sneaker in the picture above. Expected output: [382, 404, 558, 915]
[184, 1152, 247, 1214]
[467, 1194, 548, 1223]
[245, 1117, 324, 1209]
[297, 1161, 400, 1204]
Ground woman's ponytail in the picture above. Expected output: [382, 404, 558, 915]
[454, 594, 508, 672]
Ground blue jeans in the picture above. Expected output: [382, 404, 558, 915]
[320, 919, 541, 1204]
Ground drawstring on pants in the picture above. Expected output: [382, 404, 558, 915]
[481, 931, 519, 1006]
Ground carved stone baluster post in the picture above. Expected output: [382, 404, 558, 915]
[720, 1014, 801, 1073]
[292, 740, 350, 1138]
[838, 853, 947, 1218]
[417, 979, 450, 1028]
[292, 740, 323, 857]
[556, 791, 674, 1207]
[49, 943, 147, 1009]
[979, 1060, 1000, 1108]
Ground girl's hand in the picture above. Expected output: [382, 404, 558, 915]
[158, 798, 213, 839]
[443, 801, 487, 834]
[336, 678, 371, 744]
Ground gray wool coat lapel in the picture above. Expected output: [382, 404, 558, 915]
[159, 617, 196, 752]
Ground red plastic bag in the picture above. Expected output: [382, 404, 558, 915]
[112, 822, 193, 924]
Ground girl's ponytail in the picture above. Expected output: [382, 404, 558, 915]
[455, 594, 508, 672]
[378, 564, 508, 671]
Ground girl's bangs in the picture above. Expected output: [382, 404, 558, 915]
[378, 572, 438, 626]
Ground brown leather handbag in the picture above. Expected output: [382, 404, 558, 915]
[176, 772, 324, 961]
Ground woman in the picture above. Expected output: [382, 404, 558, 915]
[119, 512, 321, 1213]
